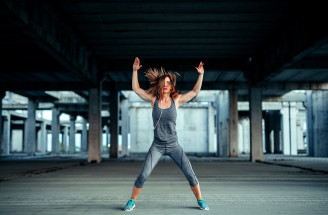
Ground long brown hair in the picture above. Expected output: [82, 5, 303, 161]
[143, 67, 180, 100]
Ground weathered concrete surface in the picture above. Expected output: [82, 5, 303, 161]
[0, 155, 328, 215]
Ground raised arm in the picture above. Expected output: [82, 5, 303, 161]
[132, 57, 154, 103]
[177, 61, 204, 104]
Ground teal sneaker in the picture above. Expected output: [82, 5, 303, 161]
[124, 199, 135, 211]
[197, 199, 209, 210]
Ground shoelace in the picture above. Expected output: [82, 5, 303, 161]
[127, 200, 135, 206]
[198, 200, 207, 207]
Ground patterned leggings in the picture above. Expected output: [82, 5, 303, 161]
[134, 140, 199, 188]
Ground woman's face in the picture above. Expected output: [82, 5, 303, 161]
[162, 76, 172, 94]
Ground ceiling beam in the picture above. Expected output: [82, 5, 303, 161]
[244, 3, 328, 84]
[0, 0, 98, 84]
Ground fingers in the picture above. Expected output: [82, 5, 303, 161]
[134, 57, 140, 64]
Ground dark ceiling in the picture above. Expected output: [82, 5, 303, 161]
[0, 0, 327, 103]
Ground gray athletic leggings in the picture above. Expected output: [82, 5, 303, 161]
[134, 140, 199, 188]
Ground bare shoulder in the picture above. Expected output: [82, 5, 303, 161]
[173, 94, 182, 103]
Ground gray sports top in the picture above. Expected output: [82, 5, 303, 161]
[152, 96, 178, 143]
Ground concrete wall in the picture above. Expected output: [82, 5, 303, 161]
[238, 118, 250, 154]
[129, 102, 211, 154]
[280, 102, 306, 155]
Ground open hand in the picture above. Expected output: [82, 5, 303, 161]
[195, 61, 204, 74]
[133, 57, 142, 71]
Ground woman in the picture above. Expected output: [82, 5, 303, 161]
[124, 57, 209, 211]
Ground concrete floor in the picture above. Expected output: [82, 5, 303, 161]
[0, 156, 328, 215]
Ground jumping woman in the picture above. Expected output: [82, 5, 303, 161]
[123, 57, 209, 211]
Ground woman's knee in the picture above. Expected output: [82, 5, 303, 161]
[134, 173, 148, 188]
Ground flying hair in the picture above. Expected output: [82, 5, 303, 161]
[143, 67, 180, 100]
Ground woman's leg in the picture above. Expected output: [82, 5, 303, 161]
[132, 143, 163, 199]
[130, 185, 142, 200]
[167, 143, 201, 200]
[190, 184, 202, 201]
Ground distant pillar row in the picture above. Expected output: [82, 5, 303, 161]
[264, 111, 281, 154]
[88, 88, 102, 163]
[249, 87, 264, 162]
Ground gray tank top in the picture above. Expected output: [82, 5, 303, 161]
[152, 96, 177, 143]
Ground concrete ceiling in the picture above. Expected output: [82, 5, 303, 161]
[0, 1, 327, 102]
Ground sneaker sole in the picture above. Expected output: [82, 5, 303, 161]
[124, 204, 135, 211]
[198, 205, 209, 210]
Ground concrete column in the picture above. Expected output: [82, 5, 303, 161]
[81, 117, 88, 153]
[0, 91, 4, 153]
[216, 91, 229, 157]
[264, 113, 271, 154]
[40, 121, 47, 154]
[24, 99, 37, 155]
[121, 99, 129, 157]
[110, 91, 119, 158]
[273, 112, 281, 153]
[238, 122, 243, 154]
[105, 125, 110, 151]
[249, 87, 264, 162]
[309, 91, 328, 157]
[63, 126, 69, 153]
[229, 89, 239, 157]
[306, 91, 314, 156]
[2, 114, 11, 155]
[51, 107, 60, 154]
[88, 88, 102, 163]
[290, 103, 298, 155]
[69, 115, 76, 154]
[208, 103, 216, 153]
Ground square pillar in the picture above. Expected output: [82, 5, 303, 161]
[121, 99, 129, 157]
[24, 99, 37, 155]
[105, 125, 109, 151]
[81, 117, 88, 153]
[69, 115, 76, 154]
[0, 92, 4, 153]
[216, 91, 229, 157]
[51, 107, 60, 154]
[2, 114, 11, 155]
[88, 88, 102, 163]
[306, 91, 314, 156]
[40, 121, 47, 154]
[249, 87, 264, 162]
[63, 126, 69, 153]
[229, 89, 239, 157]
[110, 91, 119, 158]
